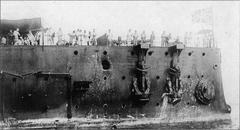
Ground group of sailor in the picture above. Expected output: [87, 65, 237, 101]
[0, 28, 157, 46]
[0, 28, 38, 46]
[0, 28, 215, 48]
[41, 28, 97, 46]
[106, 29, 155, 46]
[0, 29, 176, 47]
[67, 28, 97, 46]
[45, 28, 156, 46]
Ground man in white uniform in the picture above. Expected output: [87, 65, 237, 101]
[141, 30, 146, 43]
[76, 29, 80, 45]
[126, 29, 133, 46]
[69, 30, 76, 45]
[57, 28, 63, 45]
[13, 28, 20, 45]
[133, 30, 139, 45]
[82, 30, 88, 46]
[87, 31, 92, 46]
[150, 31, 155, 46]
[161, 31, 168, 47]
[45, 28, 53, 45]
[27, 30, 35, 45]
[1, 36, 7, 45]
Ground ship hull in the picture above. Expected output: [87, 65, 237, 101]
[0, 45, 231, 128]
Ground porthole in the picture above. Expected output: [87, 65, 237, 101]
[165, 52, 168, 56]
[188, 52, 192, 56]
[103, 76, 107, 80]
[103, 51, 107, 55]
[148, 51, 153, 56]
[213, 64, 218, 69]
[74, 50, 78, 55]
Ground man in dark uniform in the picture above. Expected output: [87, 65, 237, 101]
[7, 30, 14, 45]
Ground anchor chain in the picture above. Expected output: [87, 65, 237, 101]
[162, 66, 183, 105]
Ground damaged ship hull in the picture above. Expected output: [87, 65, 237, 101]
[0, 45, 231, 128]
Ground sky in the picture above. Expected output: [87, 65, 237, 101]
[1, 1, 239, 124]
[1, 1, 217, 40]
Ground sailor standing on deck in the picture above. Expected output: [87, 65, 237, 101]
[23, 37, 30, 45]
[27, 31, 35, 45]
[150, 31, 155, 46]
[175, 36, 180, 43]
[72, 30, 77, 45]
[57, 28, 63, 45]
[79, 29, 83, 45]
[141, 30, 146, 43]
[46, 28, 53, 45]
[19, 37, 24, 45]
[106, 29, 113, 46]
[35, 31, 40, 45]
[126, 29, 133, 46]
[7, 30, 14, 45]
[82, 30, 88, 46]
[165, 33, 172, 46]
[133, 30, 138, 45]
[13, 28, 20, 45]
[92, 29, 97, 46]
[75, 29, 79, 45]
[50, 30, 56, 45]
[87, 31, 92, 46]
[69, 30, 76, 46]
[76, 29, 81, 45]
[161, 31, 167, 47]
[1, 36, 7, 45]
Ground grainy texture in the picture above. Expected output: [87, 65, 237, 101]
[0, 46, 230, 123]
